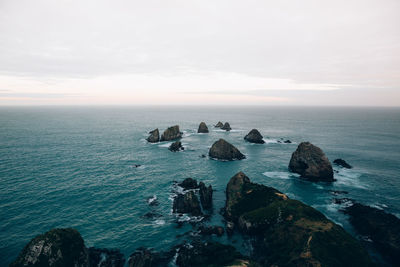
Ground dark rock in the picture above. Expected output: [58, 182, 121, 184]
[198, 225, 224, 237]
[160, 125, 182, 141]
[209, 139, 245, 161]
[88, 247, 125, 267]
[146, 129, 160, 143]
[244, 129, 265, 144]
[173, 191, 203, 216]
[176, 241, 253, 267]
[288, 142, 334, 182]
[178, 178, 198, 190]
[283, 140, 292, 144]
[10, 228, 89, 267]
[215, 121, 224, 128]
[168, 141, 184, 152]
[329, 190, 349, 196]
[343, 203, 400, 265]
[197, 122, 209, 133]
[142, 212, 162, 219]
[199, 182, 213, 210]
[223, 172, 374, 266]
[333, 158, 353, 169]
[221, 122, 231, 131]
[134, 164, 141, 168]
[200, 154, 206, 158]
[332, 198, 354, 205]
[128, 247, 174, 267]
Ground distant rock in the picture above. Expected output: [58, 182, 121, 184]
[197, 122, 209, 133]
[10, 228, 89, 267]
[343, 203, 400, 265]
[146, 129, 160, 143]
[221, 122, 231, 131]
[198, 225, 224, 237]
[283, 140, 292, 144]
[244, 129, 265, 144]
[288, 142, 334, 182]
[223, 172, 374, 266]
[173, 191, 203, 216]
[199, 182, 213, 210]
[215, 121, 224, 128]
[178, 178, 198, 190]
[168, 141, 184, 152]
[160, 125, 182, 141]
[133, 164, 141, 168]
[88, 248, 125, 267]
[200, 154, 206, 158]
[333, 158, 352, 169]
[209, 139, 245, 161]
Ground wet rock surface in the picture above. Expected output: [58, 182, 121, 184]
[199, 182, 213, 210]
[173, 191, 203, 216]
[197, 122, 209, 133]
[244, 129, 265, 144]
[88, 248, 125, 267]
[146, 129, 160, 143]
[214, 121, 223, 128]
[221, 122, 232, 131]
[168, 141, 184, 152]
[209, 139, 245, 161]
[333, 158, 353, 169]
[289, 142, 334, 182]
[178, 178, 198, 190]
[160, 125, 182, 141]
[128, 247, 174, 267]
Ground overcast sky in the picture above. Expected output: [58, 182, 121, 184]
[0, 0, 399, 105]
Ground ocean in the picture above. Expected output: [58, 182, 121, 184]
[1, 106, 399, 265]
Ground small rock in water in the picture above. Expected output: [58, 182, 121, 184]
[160, 125, 182, 141]
[333, 158, 353, 169]
[173, 191, 203, 216]
[169, 141, 184, 152]
[199, 182, 213, 210]
[283, 140, 292, 144]
[244, 129, 265, 144]
[221, 122, 232, 131]
[88, 247, 125, 267]
[178, 178, 198, 190]
[197, 122, 209, 133]
[215, 121, 224, 128]
[146, 128, 160, 143]
[209, 139, 245, 161]
[200, 154, 206, 158]
[133, 164, 141, 168]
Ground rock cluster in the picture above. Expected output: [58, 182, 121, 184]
[197, 122, 209, 133]
[169, 141, 184, 152]
[288, 142, 334, 182]
[209, 139, 245, 161]
[160, 125, 182, 141]
[244, 129, 265, 144]
[146, 129, 159, 143]
[333, 158, 352, 168]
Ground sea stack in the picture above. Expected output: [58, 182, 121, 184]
[221, 122, 232, 131]
[199, 182, 213, 210]
[160, 125, 182, 141]
[289, 142, 334, 182]
[146, 128, 160, 143]
[215, 121, 223, 128]
[209, 139, 245, 161]
[172, 191, 203, 216]
[333, 158, 352, 169]
[198, 122, 209, 133]
[244, 129, 265, 144]
[168, 141, 184, 152]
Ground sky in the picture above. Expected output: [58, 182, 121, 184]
[0, 0, 399, 106]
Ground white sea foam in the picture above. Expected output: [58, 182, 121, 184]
[158, 142, 173, 148]
[147, 195, 157, 205]
[334, 168, 367, 189]
[262, 171, 300, 180]
[154, 219, 165, 225]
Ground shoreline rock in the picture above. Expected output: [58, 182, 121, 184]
[333, 158, 353, 169]
[244, 129, 265, 144]
[160, 125, 182, 142]
[288, 142, 334, 182]
[209, 139, 245, 161]
[197, 122, 209, 133]
[146, 129, 160, 143]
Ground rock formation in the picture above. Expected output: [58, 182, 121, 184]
[215, 121, 223, 128]
[244, 129, 265, 144]
[168, 141, 184, 152]
[343, 203, 400, 265]
[288, 142, 334, 182]
[173, 191, 202, 216]
[160, 125, 182, 141]
[221, 122, 231, 131]
[209, 139, 245, 161]
[197, 122, 209, 133]
[178, 178, 199, 190]
[128, 248, 174, 267]
[333, 158, 352, 169]
[223, 172, 374, 266]
[198, 225, 224, 237]
[199, 182, 213, 210]
[146, 129, 159, 143]
[88, 248, 125, 267]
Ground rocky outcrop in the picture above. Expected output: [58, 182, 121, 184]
[160, 125, 182, 141]
[215, 121, 223, 128]
[221, 122, 231, 131]
[283, 139, 292, 144]
[173, 191, 202, 216]
[178, 178, 198, 190]
[223, 172, 374, 266]
[288, 142, 334, 182]
[244, 129, 265, 144]
[198, 225, 224, 237]
[343, 203, 400, 265]
[199, 182, 213, 210]
[128, 247, 174, 267]
[197, 122, 209, 133]
[333, 158, 352, 169]
[88, 248, 125, 267]
[10, 228, 89, 267]
[168, 141, 184, 152]
[209, 139, 245, 161]
[146, 129, 160, 143]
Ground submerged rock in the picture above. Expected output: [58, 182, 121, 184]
[88, 248, 125, 267]
[160, 125, 182, 141]
[288, 142, 334, 182]
[199, 182, 213, 210]
[343, 203, 400, 265]
[224, 172, 374, 266]
[173, 191, 203, 216]
[197, 122, 209, 133]
[244, 129, 265, 144]
[283, 139, 292, 144]
[333, 158, 353, 169]
[198, 225, 224, 237]
[178, 178, 198, 190]
[168, 141, 184, 152]
[209, 139, 245, 161]
[10, 228, 89, 267]
[215, 121, 224, 128]
[221, 122, 232, 131]
[146, 129, 160, 143]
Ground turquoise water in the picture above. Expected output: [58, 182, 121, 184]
[1, 106, 400, 265]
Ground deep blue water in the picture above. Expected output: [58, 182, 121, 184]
[1, 106, 400, 265]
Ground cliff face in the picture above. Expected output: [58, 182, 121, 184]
[224, 172, 374, 267]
